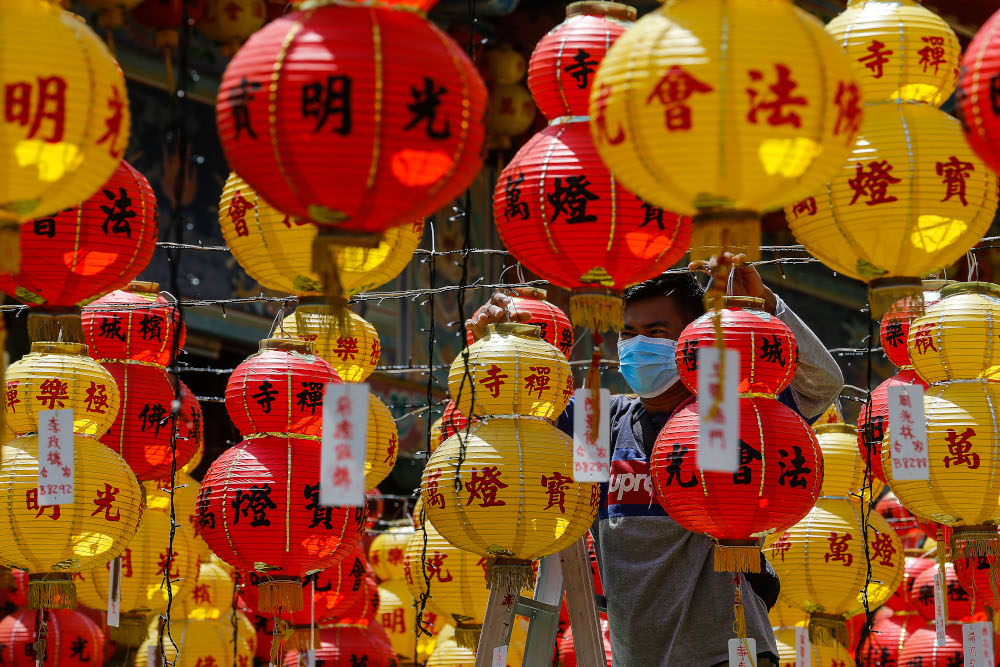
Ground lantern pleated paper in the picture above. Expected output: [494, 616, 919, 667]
[590, 0, 861, 263]
[912, 562, 972, 622]
[858, 613, 923, 666]
[281, 625, 396, 667]
[466, 292, 574, 359]
[787, 101, 998, 315]
[885, 555, 935, 613]
[144, 472, 206, 556]
[219, 172, 424, 298]
[449, 324, 572, 420]
[440, 399, 475, 444]
[76, 514, 199, 646]
[0, 608, 104, 666]
[216, 4, 487, 232]
[898, 623, 966, 666]
[377, 578, 420, 662]
[0, 1, 131, 225]
[957, 7, 1000, 175]
[955, 549, 1000, 614]
[280, 307, 381, 383]
[425, 638, 475, 667]
[365, 395, 398, 489]
[196, 0, 265, 55]
[134, 616, 256, 667]
[875, 493, 923, 553]
[369, 523, 414, 583]
[878, 280, 949, 370]
[82, 282, 184, 369]
[558, 618, 614, 667]
[197, 435, 366, 613]
[814, 423, 867, 498]
[179, 558, 236, 621]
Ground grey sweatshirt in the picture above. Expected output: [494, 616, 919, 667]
[557, 296, 844, 666]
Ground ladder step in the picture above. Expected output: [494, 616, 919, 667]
[514, 596, 561, 618]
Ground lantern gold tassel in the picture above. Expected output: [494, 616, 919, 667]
[292, 626, 318, 651]
[732, 585, 747, 642]
[312, 229, 384, 325]
[937, 525, 949, 622]
[485, 557, 535, 593]
[950, 525, 999, 559]
[27, 573, 77, 610]
[808, 612, 849, 647]
[714, 541, 761, 574]
[454, 622, 483, 650]
[569, 289, 623, 332]
[0, 223, 21, 275]
[27, 310, 83, 343]
[868, 277, 925, 320]
[257, 576, 304, 613]
[270, 618, 294, 665]
[110, 613, 149, 647]
[690, 210, 762, 264]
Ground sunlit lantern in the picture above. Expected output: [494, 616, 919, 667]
[134, 615, 256, 666]
[956, 7, 1000, 176]
[178, 557, 236, 621]
[280, 307, 381, 383]
[281, 625, 397, 667]
[82, 282, 184, 369]
[369, 522, 414, 583]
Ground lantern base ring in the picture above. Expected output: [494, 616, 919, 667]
[868, 277, 924, 320]
[807, 612, 848, 648]
[950, 524, 999, 560]
[713, 540, 761, 574]
[27, 572, 77, 610]
[485, 557, 535, 593]
[257, 575, 305, 613]
[110, 613, 149, 647]
[454, 621, 483, 650]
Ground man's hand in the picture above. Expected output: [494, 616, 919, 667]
[688, 252, 778, 314]
[465, 287, 546, 341]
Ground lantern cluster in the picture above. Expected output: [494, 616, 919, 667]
[484, 44, 536, 150]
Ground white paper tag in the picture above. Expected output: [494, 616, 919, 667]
[728, 637, 756, 667]
[934, 569, 947, 647]
[573, 388, 610, 482]
[146, 644, 156, 667]
[492, 645, 508, 667]
[963, 621, 994, 666]
[794, 626, 810, 667]
[305, 649, 316, 667]
[887, 383, 929, 480]
[320, 383, 368, 507]
[37, 408, 73, 506]
[697, 348, 740, 473]
[107, 556, 121, 627]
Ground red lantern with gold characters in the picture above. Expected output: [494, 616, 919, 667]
[216, 3, 487, 233]
[82, 281, 184, 369]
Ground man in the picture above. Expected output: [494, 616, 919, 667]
[467, 259, 843, 666]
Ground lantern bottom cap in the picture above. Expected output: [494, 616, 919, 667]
[713, 541, 761, 574]
[454, 622, 483, 650]
[807, 612, 848, 647]
[868, 277, 924, 320]
[26, 573, 76, 610]
[570, 291, 623, 332]
[485, 557, 535, 593]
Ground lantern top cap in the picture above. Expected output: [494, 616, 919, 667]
[723, 296, 766, 310]
[921, 279, 955, 291]
[814, 423, 855, 436]
[124, 281, 161, 294]
[490, 322, 542, 339]
[940, 282, 1000, 299]
[566, 1, 636, 21]
[29, 342, 88, 356]
[260, 337, 315, 354]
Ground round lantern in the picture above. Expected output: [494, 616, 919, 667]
[957, 7, 1000, 175]
[134, 616, 255, 667]
[875, 491, 923, 546]
[912, 562, 973, 622]
[0, 1, 131, 224]
[449, 323, 572, 420]
[0, 433, 142, 607]
[955, 549, 1000, 612]
[179, 558, 236, 621]
[215, 4, 487, 232]
[466, 290, 574, 358]
[878, 280, 949, 370]
[815, 423, 867, 497]
[0, 608, 104, 666]
[176, 380, 204, 464]
[440, 399, 475, 443]
[81, 282, 184, 368]
[590, 0, 861, 263]
[144, 472, 206, 554]
[197, 435, 366, 612]
[652, 397, 822, 572]
[488, 84, 535, 148]
[365, 394, 398, 490]
[787, 103, 999, 315]
[219, 172, 423, 298]
[282, 625, 395, 667]
[675, 297, 798, 396]
[225, 338, 341, 437]
[76, 514, 199, 646]
[426, 639, 474, 667]
[99, 362, 198, 481]
[858, 368, 927, 483]
[377, 578, 418, 661]
[826, 0, 961, 106]
[422, 417, 598, 590]
[898, 623, 966, 666]
[369, 522, 414, 582]
[859, 613, 923, 666]
[485, 43, 526, 86]
[280, 306, 380, 383]
[196, 0, 265, 55]
[132, 0, 207, 63]
[4, 342, 120, 438]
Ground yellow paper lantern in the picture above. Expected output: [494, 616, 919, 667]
[907, 282, 1000, 384]
[448, 324, 572, 420]
[422, 417, 599, 590]
[196, 0, 265, 56]
[4, 342, 120, 439]
[219, 173, 423, 298]
[770, 599, 805, 629]
[826, 0, 961, 105]
[0, 433, 142, 606]
[589, 0, 861, 259]
[815, 423, 868, 497]
[179, 558, 236, 621]
[182, 441, 203, 475]
[377, 578, 422, 662]
[79, 0, 144, 29]
[787, 102, 998, 314]
[76, 514, 199, 646]
[489, 84, 536, 149]
[369, 522, 415, 582]
[134, 615, 256, 667]
[774, 625, 854, 667]
[280, 306, 380, 383]
[484, 43, 527, 86]
[426, 638, 475, 667]
[366, 394, 398, 489]
[144, 472, 211, 559]
[0, 0, 131, 223]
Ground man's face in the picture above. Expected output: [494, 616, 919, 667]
[621, 295, 693, 341]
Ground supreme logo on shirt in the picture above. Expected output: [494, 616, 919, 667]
[604, 452, 666, 519]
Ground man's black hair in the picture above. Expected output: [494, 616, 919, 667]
[623, 272, 706, 321]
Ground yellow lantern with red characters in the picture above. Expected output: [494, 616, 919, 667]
[369, 522, 414, 582]
[366, 395, 398, 489]
[196, 0, 265, 56]
[135, 615, 256, 667]
[179, 558, 236, 621]
[280, 307, 380, 383]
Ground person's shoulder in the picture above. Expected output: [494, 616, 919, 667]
[609, 393, 638, 416]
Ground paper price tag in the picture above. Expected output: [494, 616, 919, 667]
[107, 556, 121, 627]
[963, 621, 994, 666]
[320, 383, 368, 507]
[37, 408, 73, 506]
[794, 626, 810, 667]
[934, 569, 947, 647]
[698, 348, 740, 473]
[573, 388, 610, 482]
[492, 645, 508, 667]
[728, 637, 756, 667]
[888, 384, 929, 480]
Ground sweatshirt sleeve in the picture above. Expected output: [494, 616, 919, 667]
[775, 294, 845, 419]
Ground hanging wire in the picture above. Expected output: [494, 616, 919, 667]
[854, 304, 877, 664]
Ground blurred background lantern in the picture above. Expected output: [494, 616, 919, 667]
[439, 399, 475, 445]
[280, 307, 380, 383]
[857, 613, 924, 666]
[897, 623, 966, 666]
[134, 616, 256, 666]
[957, 7, 1000, 175]
[911, 561, 972, 623]
[875, 491, 924, 552]
[79, 0, 144, 32]
[143, 471, 208, 557]
[82, 282, 184, 369]
[369, 522, 415, 583]
[485, 42, 534, 149]
[466, 290, 573, 358]
[0, 159, 157, 342]
[178, 557, 235, 620]
[377, 578, 424, 663]
[196, 0, 265, 56]
[558, 618, 613, 667]
[884, 555, 935, 613]
[0, 608, 104, 666]
[131, 0, 207, 88]
[0, 1, 131, 233]
[281, 624, 397, 667]
[590, 0, 860, 265]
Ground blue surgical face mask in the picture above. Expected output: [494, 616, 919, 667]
[617, 335, 680, 398]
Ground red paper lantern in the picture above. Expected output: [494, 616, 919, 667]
[675, 298, 797, 395]
[912, 562, 972, 622]
[439, 399, 475, 443]
[282, 625, 396, 667]
[879, 283, 947, 369]
[874, 491, 923, 552]
[857, 368, 927, 483]
[898, 624, 965, 667]
[176, 379, 204, 455]
[0, 160, 157, 308]
[957, 8, 1000, 175]
[197, 436, 366, 612]
[466, 293, 574, 358]
[651, 397, 821, 571]
[216, 4, 487, 231]
[0, 609, 105, 666]
[81, 282, 185, 368]
[132, 0, 206, 34]
[885, 556, 935, 612]
[226, 339, 342, 438]
[99, 362, 197, 481]
[858, 613, 923, 666]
